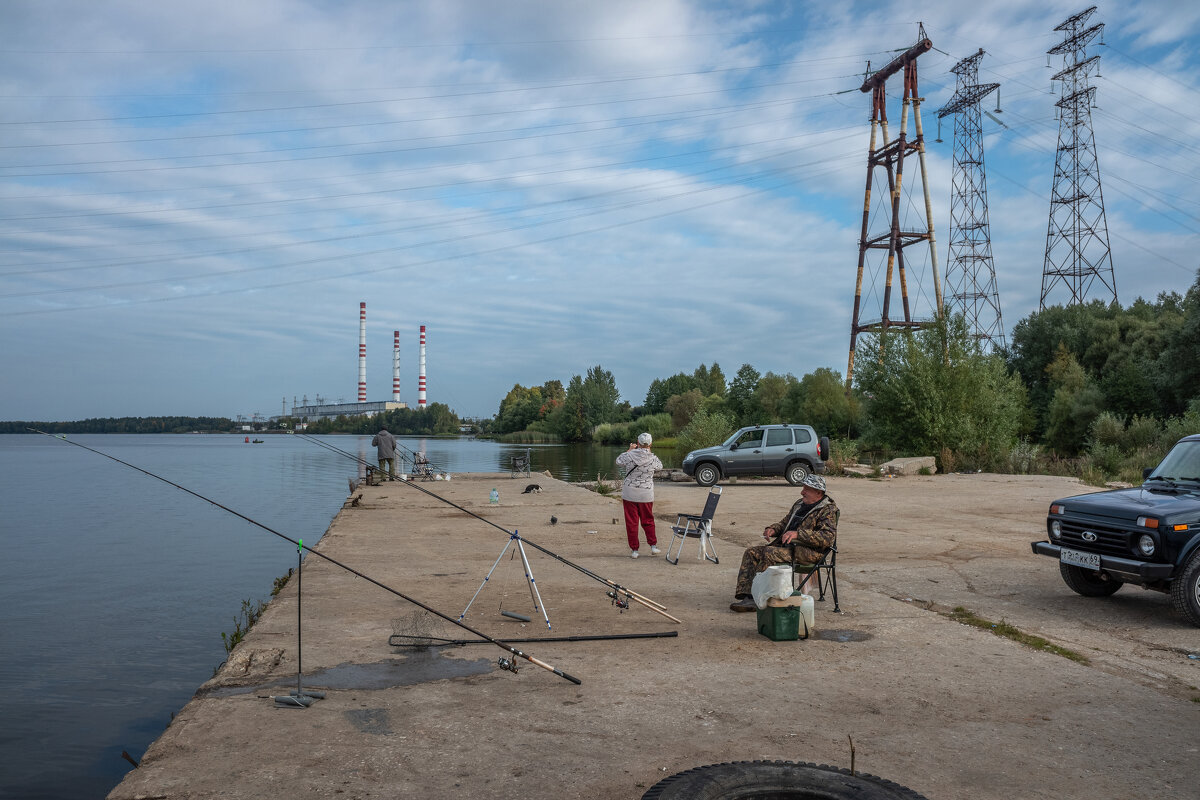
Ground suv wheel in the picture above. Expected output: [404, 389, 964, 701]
[785, 462, 810, 486]
[1059, 563, 1123, 597]
[694, 463, 720, 487]
[1170, 549, 1200, 627]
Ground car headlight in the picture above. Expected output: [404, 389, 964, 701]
[1050, 520, 1062, 540]
[1137, 534, 1156, 557]
[683, 453, 694, 463]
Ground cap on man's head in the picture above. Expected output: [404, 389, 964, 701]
[637, 432, 653, 446]
[801, 474, 826, 493]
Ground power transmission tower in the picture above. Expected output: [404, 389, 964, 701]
[937, 49, 1006, 350]
[846, 33, 943, 389]
[1041, 5, 1116, 309]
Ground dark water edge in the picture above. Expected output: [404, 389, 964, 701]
[0, 433, 669, 800]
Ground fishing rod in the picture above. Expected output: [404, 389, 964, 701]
[32, 429, 581, 685]
[296, 432, 680, 622]
[389, 630, 678, 648]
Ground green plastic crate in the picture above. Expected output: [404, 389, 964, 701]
[756, 604, 801, 641]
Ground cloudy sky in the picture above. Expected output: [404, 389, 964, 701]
[2, 0, 1197, 422]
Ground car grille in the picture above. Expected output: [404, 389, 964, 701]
[1058, 520, 1132, 557]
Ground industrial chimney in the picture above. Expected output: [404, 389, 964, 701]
[418, 325, 427, 407]
[392, 330, 401, 402]
[358, 302, 367, 403]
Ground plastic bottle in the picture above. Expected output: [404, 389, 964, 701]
[489, 488, 499, 505]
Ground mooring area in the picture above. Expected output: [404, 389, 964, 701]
[107, 472, 1198, 800]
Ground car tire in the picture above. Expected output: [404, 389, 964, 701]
[1059, 562, 1123, 597]
[694, 463, 720, 487]
[641, 760, 929, 800]
[1169, 548, 1200, 627]
[785, 462, 810, 486]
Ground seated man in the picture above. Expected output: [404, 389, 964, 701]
[730, 474, 838, 612]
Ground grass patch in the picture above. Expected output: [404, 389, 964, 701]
[949, 606, 1090, 664]
[221, 597, 268, 655]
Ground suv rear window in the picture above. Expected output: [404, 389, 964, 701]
[765, 429, 793, 447]
[792, 428, 812, 443]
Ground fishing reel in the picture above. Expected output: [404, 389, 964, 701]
[606, 590, 630, 612]
[497, 656, 519, 674]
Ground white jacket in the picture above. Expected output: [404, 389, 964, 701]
[616, 447, 662, 503]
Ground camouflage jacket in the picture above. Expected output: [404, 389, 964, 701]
[765, 494, 839, 565]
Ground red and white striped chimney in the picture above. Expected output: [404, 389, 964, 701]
[392, 330, 401, 402]
[418, 325, 427, 406]
[357, 302, 367, 403]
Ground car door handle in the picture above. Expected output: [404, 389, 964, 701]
[786, 448, 794, 452]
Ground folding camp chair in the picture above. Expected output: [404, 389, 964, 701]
[666, 486, 721, 564]
[510, 449, 531, 478]
[791, 542, 839, 612]
[413, 453, 434, 481]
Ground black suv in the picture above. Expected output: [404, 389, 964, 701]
[681, 424, 829, 487]
[1032, 433, 1200, 626]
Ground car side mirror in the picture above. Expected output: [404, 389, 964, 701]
[1143, 467, 1153, 479]
[729, 443, 739, 451]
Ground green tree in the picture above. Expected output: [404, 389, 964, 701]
[665, 388, 704, 432]
[855, 314, 1028, 466]
[580, 365, 620, 428]
[785, 367, 861, 438]
[692, 362, 726, 397]
[1044, 345, 1106, 455]
[644, 373, 696, 414]
[727, 363, 760, 424]
[750, 372, 795, 424]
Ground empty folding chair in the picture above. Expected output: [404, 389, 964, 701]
[666, 486, 721, 564]
[510, 449, 531, 478]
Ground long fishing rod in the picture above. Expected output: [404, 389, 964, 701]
[296, 432, 680, 623]
[389, 631, 679, 647]
[33, 430, 581, 685]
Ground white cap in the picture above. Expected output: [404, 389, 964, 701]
[637, 432, 652, 445]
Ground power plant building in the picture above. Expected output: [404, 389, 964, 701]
[290, 400, 406, 420]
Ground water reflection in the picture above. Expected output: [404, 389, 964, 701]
[339, 435, 678, 482]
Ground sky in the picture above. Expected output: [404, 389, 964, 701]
[2, 0, 1198, 422]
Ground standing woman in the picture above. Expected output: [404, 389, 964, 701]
[616, 432, 663, 558]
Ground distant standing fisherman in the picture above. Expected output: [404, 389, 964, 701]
[616, 432, 663, 558]
[372, 428, 398, 481]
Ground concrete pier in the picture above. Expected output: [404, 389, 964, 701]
[109, 473, 1199, 799]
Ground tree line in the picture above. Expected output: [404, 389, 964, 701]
[486, 270, 1200, 481]
[0, 416, 239, 434]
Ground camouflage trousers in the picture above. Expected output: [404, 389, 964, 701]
[734, 544, 812, 598]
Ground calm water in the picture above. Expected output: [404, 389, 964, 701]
[0, 433, 659, 799]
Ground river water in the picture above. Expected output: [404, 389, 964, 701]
[0, 433, 659, 799]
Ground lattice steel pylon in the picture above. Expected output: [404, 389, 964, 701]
[846, 35, 943, 389]
[1041, 5, 1116, 309]
[937, 49, 1006, 350]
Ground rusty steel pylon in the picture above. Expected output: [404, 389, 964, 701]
[846, 35, 943, 389]
[937, 49, 1006, 350]
[1041, 5, 1116, 309]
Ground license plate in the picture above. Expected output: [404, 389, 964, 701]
[1060, 547, 1101, 569]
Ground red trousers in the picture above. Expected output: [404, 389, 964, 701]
[622, 500, 657, 550]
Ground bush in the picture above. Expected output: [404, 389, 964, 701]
[676, 408, 736, 456]
[825, 438, 860, 475]
[591, 413, 671, 445]
[1006, 439, 1042, 475]
[855, 314, 1027, 463]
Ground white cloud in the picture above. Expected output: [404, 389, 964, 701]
[0, 0, 1196, 420]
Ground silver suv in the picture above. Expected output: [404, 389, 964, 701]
[681, 424, 829, 487]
